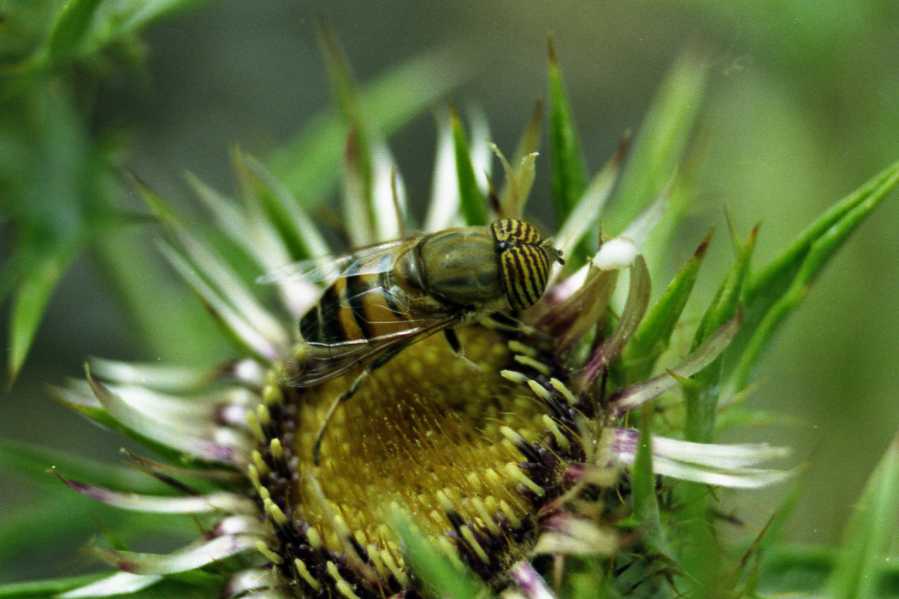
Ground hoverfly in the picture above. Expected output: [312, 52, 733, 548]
[261, 218, 563, 464]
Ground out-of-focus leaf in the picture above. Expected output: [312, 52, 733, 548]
[0, 437, 166, 493]
[44, 0, 104, 66]
[0, 494, 197, 568]
[728, 161, 899, 392]
[623, 231, 711, 382]
[317, 25, 376, 242]
[25, 0, 209, 69]
[268, 45, 468, 204]
[605, 51, 706, 234]
[7, 244, 75, 386]
[827, 435, 899, 599]
[757, 544, 899, 597]
[565, 557, 619, 599]
[94, 232, 229, 363]
[390, 510, 489, 599]
[450, 108, 488, 226]
[547, 38, 588, 259]
[631, 405, 668, 555]
[0, 573, 103, 598]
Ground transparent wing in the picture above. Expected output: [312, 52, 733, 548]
[256, 238, 413, 286]
[288, 313, 457, 387]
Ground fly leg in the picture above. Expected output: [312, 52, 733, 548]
[312, 342, 407, 466]
[443, 328, 482, 372]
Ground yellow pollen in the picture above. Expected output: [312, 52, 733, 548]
[264, 498, 288, 526]
[269, 437, 284, 460]
[527, 379, 552, 401]
[505, 463, 545, 497]
[251, 450, 269, 477]
[256, 540, 282, 565]
[262, 384, 283, 405]
[256, 403, 271, 426]
[501, 369, 529, 384]
[507, 340, 537, 356]
[549, 377, 578, 405]
[306, 526, 322, 549]
[514, 355, 552, 375]
[472, 496, 500, 535]
[294, 558, 320, 590]
[245, 411, 264, 442]
[542, 415, 570, 450]
[460, 525, 489, 563]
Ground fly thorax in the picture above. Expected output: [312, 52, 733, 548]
[417, 228, 503, 307]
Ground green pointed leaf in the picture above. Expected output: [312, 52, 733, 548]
[7, 245, 75, 386]
[0, 437, 165, 493]
[554, 139, 626, 270]
[745, 163, 898, 313]
[631, 405, 668, 555]
[500, 99, 544, 218]
[729, 161, 899, 392]
[547, 38, 588, 255]
[686, 225, 757, 443]
[827, 435, 899, 599]
[624, 231, 711, 382]
[318, 25, 376, 236]
[233, 150, 330, 260]
[450, 108, 489, 226]
[605, 51, 706, 234]
[390, 510, 489, 599]
[268, 46, 468, 206]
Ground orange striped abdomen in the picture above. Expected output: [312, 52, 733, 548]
[299, 268, 414, 345]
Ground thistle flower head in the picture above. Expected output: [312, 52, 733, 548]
[38, 35, 899, 599]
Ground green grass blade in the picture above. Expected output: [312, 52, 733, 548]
[827, 435, 899, 599]
[729, 161, 899, 391]
[547, 38, 588, 255]
[623, 231, 711, 382]
[7, 245, 75, 386]
[268, 46, 468, 205]
[390, 510, 489, 599]
[605, 51, 706, 235]
[451, 108, 489, 226]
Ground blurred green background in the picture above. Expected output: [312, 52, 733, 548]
[1, 0, 897, 584]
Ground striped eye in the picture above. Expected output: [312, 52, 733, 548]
[499, 244, 551, 310]
[491, 218, 543, 246]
